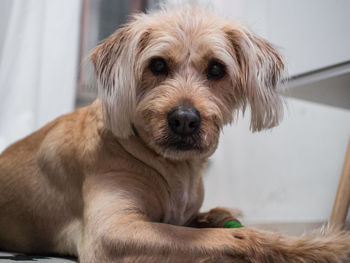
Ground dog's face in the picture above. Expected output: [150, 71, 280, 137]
[91, 7, 284, 160]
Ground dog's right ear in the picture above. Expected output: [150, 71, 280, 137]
[224, 23, 285, 132]
[91, 18, 149, 138]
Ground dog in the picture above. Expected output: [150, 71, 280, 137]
[0, 5, 349, 263]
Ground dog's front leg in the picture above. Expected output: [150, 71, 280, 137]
[79, 174, 350, 263]
[78, 173, 266, 263]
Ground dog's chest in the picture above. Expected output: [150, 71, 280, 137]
[116, 137, 206, 226]
[162, 163, 204, 226]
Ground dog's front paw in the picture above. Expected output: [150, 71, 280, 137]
[193, 207, 243, 228]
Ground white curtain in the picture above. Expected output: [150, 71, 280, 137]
[0, 0, 81, 152]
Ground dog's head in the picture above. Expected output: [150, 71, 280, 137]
[91, 6, 285, 160]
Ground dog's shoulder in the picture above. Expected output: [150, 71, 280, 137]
[0, 101, 104, 173]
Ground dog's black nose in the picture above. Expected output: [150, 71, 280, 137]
[167, 106, 201, 136]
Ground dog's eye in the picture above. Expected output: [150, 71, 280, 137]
[207, 61, 226, 80]
[149, 58, 168, 76]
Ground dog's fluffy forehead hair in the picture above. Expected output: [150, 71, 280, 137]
[137, 7, 235, 68]
[144, 6, 226, 35]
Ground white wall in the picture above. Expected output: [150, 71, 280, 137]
[0, 0, 81, 151]
[203, 98, 350, 223]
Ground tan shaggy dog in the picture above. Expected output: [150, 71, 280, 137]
[0, 6, 349, 263]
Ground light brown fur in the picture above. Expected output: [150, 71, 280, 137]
[0, 6, 349, 263]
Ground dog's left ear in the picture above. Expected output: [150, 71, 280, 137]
[224, 24, 285, 131]
[91, 17, 149, 138]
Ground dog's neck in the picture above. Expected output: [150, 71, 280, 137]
[117, 133, 208, 178]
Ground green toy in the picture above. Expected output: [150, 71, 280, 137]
[223, 220, 243, 228]
[211, 213, 244, 228]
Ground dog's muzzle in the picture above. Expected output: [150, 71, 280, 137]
[167, 106, 201, 136]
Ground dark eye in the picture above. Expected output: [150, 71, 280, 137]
[207, 61, 226, 80]
[149, 57, 168, 76]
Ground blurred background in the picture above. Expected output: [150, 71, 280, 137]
[0, 0, 349, 232]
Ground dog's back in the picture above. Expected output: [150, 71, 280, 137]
[0, 105, 92, 254]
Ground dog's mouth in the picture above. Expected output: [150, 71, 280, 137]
[168, 141, 200, 151]
[165, 140, 202, 151]
[158, 131, 203, 152]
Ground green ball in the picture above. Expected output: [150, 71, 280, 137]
[223, 220, 243, 228]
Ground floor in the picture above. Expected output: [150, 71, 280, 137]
[0, 251, 76, 262]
